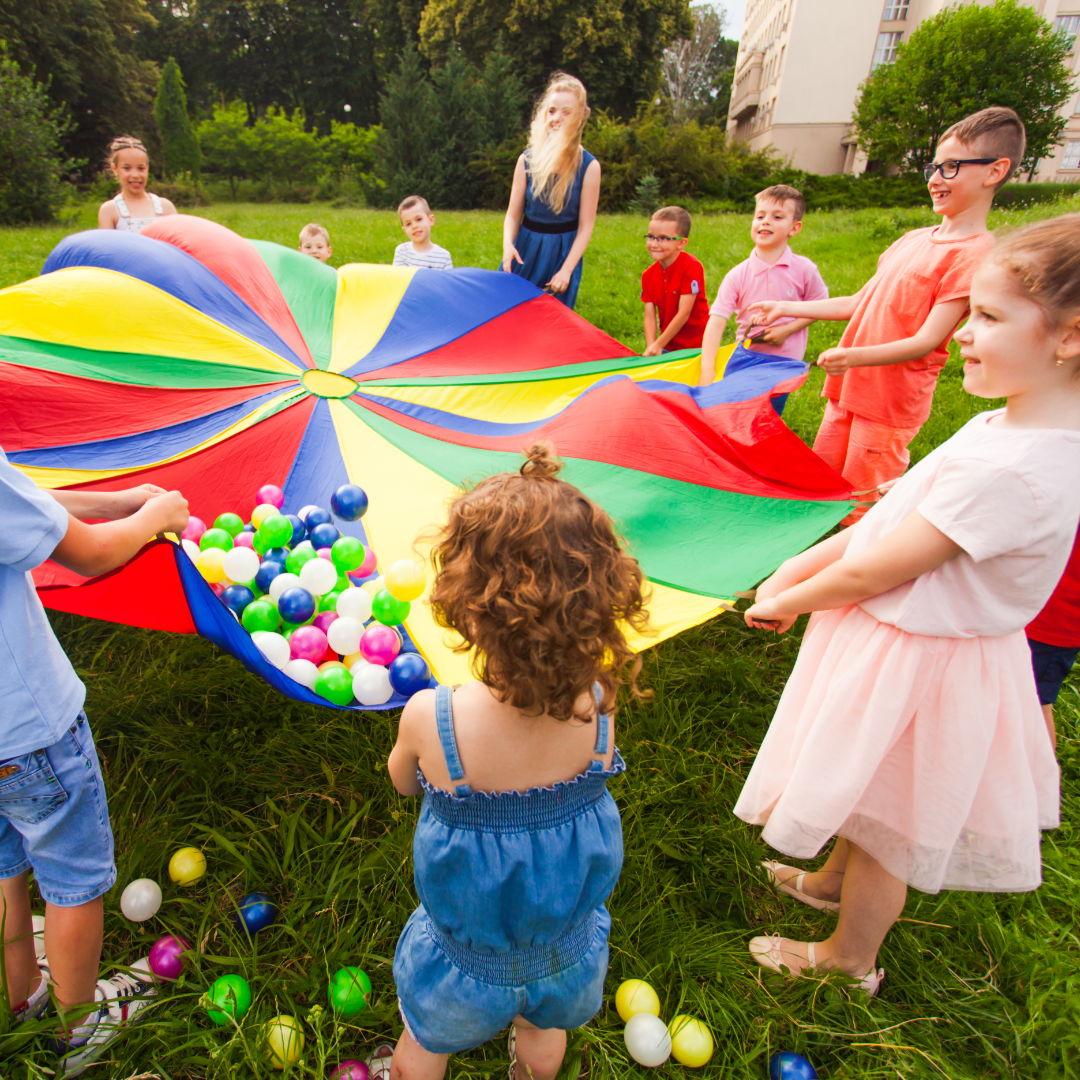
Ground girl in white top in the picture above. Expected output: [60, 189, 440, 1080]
[737, 215, 1080, 995]
[96, 135, 178, 234]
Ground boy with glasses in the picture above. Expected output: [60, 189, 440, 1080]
[698, 184, 827, 387]
[641, 206, 710, 356]
[749, 107, 1024, 520]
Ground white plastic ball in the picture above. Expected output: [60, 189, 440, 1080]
[222, 546, 260, 584]
[299, 556, 339, 596]
[281, 657, 319, 689]
[119, 878, 163, 922]
[251, 631, 291, 669]
[362, 574, 385, 598]
[292, 540, 314, 554]
[181, 538, 201, 563]
[624, 1013, 672, 1068]
[269, 572, 302, 602]
[347, 655, 370, 673]
[353, 664, 394, 706]
[31, 914, 46, 959]
[343, 103, 352, 112]
[297, 505, 318, 524]
[336, 587, 373, 623]
[327, 616, 363, 655]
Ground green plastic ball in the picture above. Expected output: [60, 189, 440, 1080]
[286, 547, 319, 575]
[207, 973, 253, 1026]
[214, 513, 245, 538]
[258, 514, 293, 549]
[318, 589, 344, 613]
[372, 589, 410, 626]
[199, 527, 234, 552]
[334, 573, 351, 593]
[241, 598, 281, 633]
[331, 536, 364, 572]
[327, 966, 371, 1016]
[253, 531, 270, 555]
[316, 665, 355, 706]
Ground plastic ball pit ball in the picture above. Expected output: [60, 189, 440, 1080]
[615, 979, 661, 1022]
[331, 483, 369, 520]
[252, 631, 291, 669]
[303, 506, 332, 529]
[207, 973, 253, 1026]
[769, 1052, 818, 1080]
[223, 546, 260, 585]
[282, 658, 319, 689]
[256, 560, 286, 593]
[242, 599, 281, 634]
[237, 892, 278, 934]
[258, 514, 294, 549]
[199, 527, 234, 552]
[214, 512, 245, 537]
[385, 559, 426, 602]
[327, 616, 364, 656]
[327, 966, 372, 1016]
[266, 1014, 304, 1070]
[623, 1012, 672, 1067]
[313, 611, 339, 634]
[256, 483, 286, 509]
[278, 586, 316, 625]
[353, 663, 394, 706]
[330, 1062, 370, 1080]
[221, 584, 256, 618]
[290, 625, 328, 663]
[234, 531, 256, 551]
[168, 847, 206, 886]
[668, 1015, 713, 1067]
[181, 516, 206, 543]
[269, 572, 303, 602]
[331, 535, 365, 572]
[287, 546, 319, 576]
[309, 522, 342, 550]
[316, 665, 355, 705]
[389, 653, 430, 697]
[359, 624, 401, 666]
[119, 878, 162, 922]
[251, 502, 280, 528]
[300, 556, 339, 596]
[196, 547, 228, 583]
[337, 587, 373, 624]
[148, 934, 189, 980]
[372, 589, 410, 627]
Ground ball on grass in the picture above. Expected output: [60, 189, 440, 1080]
[237, 892, 278, 934]
[120, 878, 162, 922]
[168, 847, 206, 886]
[265, 1014, 304, 1069]
[623, 1012, 671, 1067]
[769, 1052, 818, 1080]
[327, 966, 372, 1016]
[330, 1062, 369, 1080]
[668, 1015, 713, 1067]
[615, 979, 660, 1022]
[207, 973, 253, 1026]
[148, 934, 189, 980]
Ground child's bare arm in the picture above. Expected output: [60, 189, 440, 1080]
[51, 484, 167, 521]
[388, 692, 429, 796]
[697, 313, 727, 386]
[816, 297, 969, 377]
[746, 511, 961, 632]
[643, 302, 658, 351]
[758, 316, 814, 345]
[645, 294, 696, 356]
[501, 156, 528, 272]
[50, 490, 189, 578]
[97, 201, 118, 229]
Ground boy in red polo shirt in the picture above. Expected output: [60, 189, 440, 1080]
[641, 206, 709, 356]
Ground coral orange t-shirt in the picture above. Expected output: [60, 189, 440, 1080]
[823, 226, 993, 428]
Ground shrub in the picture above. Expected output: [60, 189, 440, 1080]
[154, 57, 201, 178]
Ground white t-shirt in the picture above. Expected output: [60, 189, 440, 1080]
[393, 242, 453, 270]
[848, 410, 1080, 638]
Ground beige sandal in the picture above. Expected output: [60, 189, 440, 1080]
[749, 934, 884, 996]
[762, 860, 840, 913]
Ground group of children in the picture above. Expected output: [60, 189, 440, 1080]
[3, 97, 1071, 1078]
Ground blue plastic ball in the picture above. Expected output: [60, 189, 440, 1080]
[265, 546, 290, 564]
[242, 523, 256, 533]
[303, 506, 332, 529]
[389, 653, 431, 697]
[278, 586, 316, 625]
[235, 892, 277, 935]
[769, 1052, 817, 1080]
[284, 515, 306, 547]
[309, 522, 341, 549]
[331, 484, 369, 521]
[221, 584, 255, 616]
[255, 559, 286, 594]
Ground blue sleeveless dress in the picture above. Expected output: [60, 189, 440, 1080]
[393, 683, 625, 1054]
[503, 149, 596, 311]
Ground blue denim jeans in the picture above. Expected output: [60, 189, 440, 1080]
[0, 712, 116, 905]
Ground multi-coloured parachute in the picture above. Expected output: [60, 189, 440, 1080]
[0, 217, 852, 709]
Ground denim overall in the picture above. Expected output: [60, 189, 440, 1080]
[393, 683, 625, 1053]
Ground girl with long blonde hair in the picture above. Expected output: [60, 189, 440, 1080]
[500, 74, 600, 310]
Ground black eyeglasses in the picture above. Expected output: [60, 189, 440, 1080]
[923, 158, 998, 180]
[644, 233, 686, 242]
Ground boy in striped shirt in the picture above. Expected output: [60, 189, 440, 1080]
[393, 195, 454, 270]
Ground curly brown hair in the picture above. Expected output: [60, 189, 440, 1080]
[428, 444, 650, 722]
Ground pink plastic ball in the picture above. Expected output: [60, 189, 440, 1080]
[181, 517, 207, 543]
[290, 625, 329, 663]
[313, 611, 339, 634]
[234, 531, 256, 550]
[256, 483, 285, 509]
[330, 1063, 370, 1080]
[317, 547, 334, 561]
[148, 934, 189, 980]
[357, 545, 377, 577]
[211, 581, 227, 597]
[359, 623, 401, 666]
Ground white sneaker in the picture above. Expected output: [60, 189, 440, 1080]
[52, 964, 157, 1077]
[14, 960, 51, 1025]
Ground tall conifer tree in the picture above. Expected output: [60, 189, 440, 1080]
[154, 57, 201, 177]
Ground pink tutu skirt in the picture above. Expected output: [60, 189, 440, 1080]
[734, 605, 1060, 893]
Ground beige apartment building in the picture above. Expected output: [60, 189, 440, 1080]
[727, 0, 1080, 180]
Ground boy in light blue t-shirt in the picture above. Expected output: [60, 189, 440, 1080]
[0, 452, 188, 1074]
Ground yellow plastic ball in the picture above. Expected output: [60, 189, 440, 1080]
[319, 660, 347, 672]
[615, 979, 661, 1022]
[668, 1015, 713, 1068]
[168, 847, 206, 887]
[196, 547, 227, 583]
[342, 650, 365, 670]
[265, 1014, 305, 1069]
[384, 559, 426, 602]
[251, 502, 279, 528]
[361, 575, 385, 598]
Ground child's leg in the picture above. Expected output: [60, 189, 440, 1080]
[797, 837, 850, 903]
[811, 400, 853, 475]
[45, 896, 104, 1025]
[513, 1016, 567, 1080]
[389, 1025, 450, 1080]
[1, 870, 40, 1006]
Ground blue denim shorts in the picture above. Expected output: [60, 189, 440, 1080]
[0, 712, 116, 906]
[393, 905, 610, 1055]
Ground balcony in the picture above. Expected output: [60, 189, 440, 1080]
[729, 51, 764, 121]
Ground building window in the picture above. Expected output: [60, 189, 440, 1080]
[1055, 14, 1080, 47]
[873, 31, 903, 68]
[1063, 140, 1080, 170]
[882, 0, 909, 20]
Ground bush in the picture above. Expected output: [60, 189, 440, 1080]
[154, 58, 201, 178]
[0, 44, 76, 224]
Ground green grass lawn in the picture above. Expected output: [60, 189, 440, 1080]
[2, 197, 1079, 1078]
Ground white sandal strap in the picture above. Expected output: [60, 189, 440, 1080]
[806, 941, 816, 967]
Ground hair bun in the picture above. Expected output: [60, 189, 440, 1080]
[519, 442, 563, 479]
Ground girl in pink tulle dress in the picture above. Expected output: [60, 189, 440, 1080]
[737, 216, 1080, 996]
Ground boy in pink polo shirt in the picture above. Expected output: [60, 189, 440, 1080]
[698, 184, 827, 385]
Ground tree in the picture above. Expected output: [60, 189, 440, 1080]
[197, 101, 252, 199]
[430, 55, 483, 207]
[662, 3, 724, 122]
[417, 0, 693, 117]
[852, 0, 1074, 173]
[154, 57, 201, 177]
[0, 44, 75, 223]
[473, 37, 529, 148]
